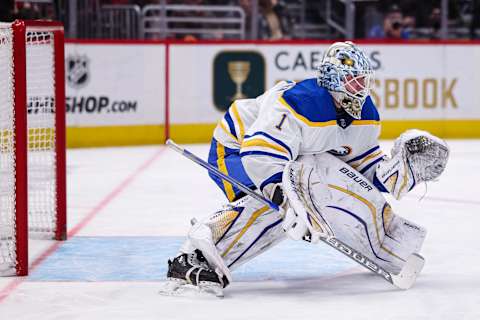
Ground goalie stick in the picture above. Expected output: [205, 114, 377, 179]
[166, 139, 424, 290]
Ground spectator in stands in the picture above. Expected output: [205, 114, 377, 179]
[402, 14, 416, 36]
[258, 0, 291, 40]
[258, 0, 283, 39]
[234, 0, 291, 40]
[428, 6, 442, 39]
[368, 4, 410, 39]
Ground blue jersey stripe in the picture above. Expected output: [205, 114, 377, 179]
[347, 145, 380, 164]
[240, 151, 289, 161]
[359, 156, 384, 175]
[244, 131, 293, 158]
[224, 111, 237, 139]
[259, 172, 283, 193]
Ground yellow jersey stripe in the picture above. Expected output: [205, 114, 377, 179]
[221, 205, 270, 257]
[278, 96, 337, 127]
[241, 138, 289, 156]
[351, 120, 380, 126]
[328, 184, 406, 262]
[216, 143, 236, 201]
[230, 102, 245, 142]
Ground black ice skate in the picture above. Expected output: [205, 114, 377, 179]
[160, 249, 229, 298]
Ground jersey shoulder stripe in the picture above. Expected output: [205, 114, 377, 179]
[281, 78, 337, 125]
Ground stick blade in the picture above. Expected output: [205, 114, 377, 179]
[391, 253, 425, 290]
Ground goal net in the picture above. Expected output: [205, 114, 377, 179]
[0, 20, 66, 276]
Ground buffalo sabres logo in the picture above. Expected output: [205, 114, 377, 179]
[66, 54, 89, 89]
[328, 146, 352, 156]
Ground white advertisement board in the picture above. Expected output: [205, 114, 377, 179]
[63, 41, 479, 144]
[169, 43, 473, 124]
[65, 43, 166, 127]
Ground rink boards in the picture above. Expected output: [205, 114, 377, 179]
[64, 40, 480, 147]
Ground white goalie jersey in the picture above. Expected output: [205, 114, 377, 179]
[213, 79, 385, 196]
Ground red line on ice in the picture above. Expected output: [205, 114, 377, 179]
[0, 147, 167, 304]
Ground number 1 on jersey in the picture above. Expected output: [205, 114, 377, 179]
[275, 114, 287, 130]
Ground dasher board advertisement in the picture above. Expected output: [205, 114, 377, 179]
[169, 43, 469, 124]
[65, 43, 166, 127]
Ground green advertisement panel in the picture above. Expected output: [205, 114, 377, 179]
[213, 51, 266, 112]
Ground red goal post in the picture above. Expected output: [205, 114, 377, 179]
[0, 20, 66, 276]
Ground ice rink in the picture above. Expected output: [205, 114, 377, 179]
[0, 140, 479, 320]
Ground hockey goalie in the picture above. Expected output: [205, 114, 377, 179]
[163, 41, 449, 296]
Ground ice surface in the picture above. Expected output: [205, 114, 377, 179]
[0, 141, 479, 320]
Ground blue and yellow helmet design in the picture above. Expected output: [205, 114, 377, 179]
[317, 41, 374, 119]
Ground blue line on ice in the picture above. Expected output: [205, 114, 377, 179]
[29, 237, 356, 282]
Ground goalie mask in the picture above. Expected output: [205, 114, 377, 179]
[317, 41, 374, 119]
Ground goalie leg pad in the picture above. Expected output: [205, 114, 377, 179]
[287, 153, 427, 273]
[180, 195, 286, 275]
[382, 211, 427, 265]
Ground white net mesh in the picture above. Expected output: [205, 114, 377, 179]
[0, 23, 61, 275]
[0, 24, 17, 275]
[26, 30, 57, 238]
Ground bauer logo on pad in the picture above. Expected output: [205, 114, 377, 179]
[213, 51, 265, 111]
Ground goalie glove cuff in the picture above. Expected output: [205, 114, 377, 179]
[375, 152, 415, 200]
[376, 129, 449, 200]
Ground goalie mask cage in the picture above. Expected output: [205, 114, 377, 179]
[0, 20, 66, 276]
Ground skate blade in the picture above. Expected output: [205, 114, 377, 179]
[159, 280, 224, 299]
